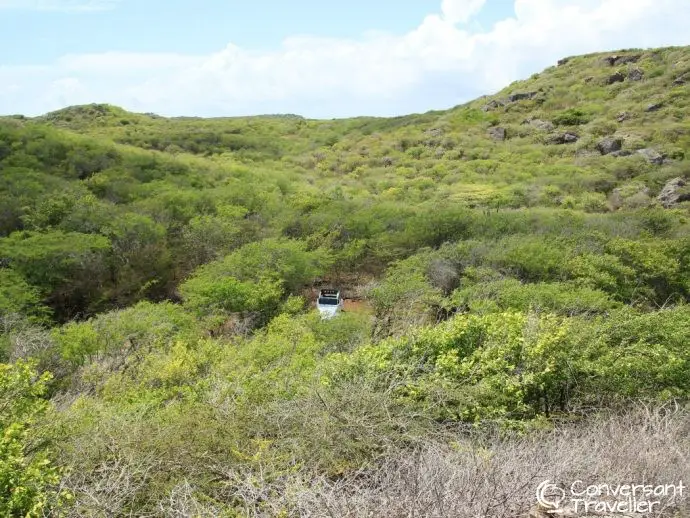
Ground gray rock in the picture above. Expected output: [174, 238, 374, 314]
[617, 111, 631, 122]
[488, 127, 507, 141]
[530, 119, 554, 131]
[603, 54, 642, 66]
[606, 72, 625, 84]
[657, 177, 690, 207]
[610, 150, 633, 157]
[628, 68, 644, 81]
[482, 100, 503, 112]
[637, 148, 665, 165]
[597, 137, 623, 155]
[617, 54, 642, 65]
[646, 102, 664, 112]
[522, 118, 554, 131]
[507, 91, 538, 102]
[549, 132, 579, 144]
[483, 92, 537, 111]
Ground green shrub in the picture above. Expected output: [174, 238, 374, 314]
[552, 108, 591, 126]
[0, 361, 63, 516]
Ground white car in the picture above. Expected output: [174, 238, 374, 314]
[316, 289, 343, 319]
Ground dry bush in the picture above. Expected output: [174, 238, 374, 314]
[219, 403, 689, 518]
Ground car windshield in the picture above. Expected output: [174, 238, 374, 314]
[318, 297, 339, 305]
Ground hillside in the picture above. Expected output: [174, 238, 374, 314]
[1, 46, 689, 517]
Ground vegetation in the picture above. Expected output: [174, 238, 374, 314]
[1, 46, 689, 516]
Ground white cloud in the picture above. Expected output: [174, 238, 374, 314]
[0, 0, 118, 11]
[1, 0, 689, 117]
[441, 0, 487, 24]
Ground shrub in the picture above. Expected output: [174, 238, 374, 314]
[552, 108, 591, 126]
[0, 361, 63, 516]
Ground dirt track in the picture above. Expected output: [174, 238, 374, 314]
[342, 298, 373, 314]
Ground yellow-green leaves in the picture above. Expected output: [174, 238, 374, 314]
[0, 360, 61, 517]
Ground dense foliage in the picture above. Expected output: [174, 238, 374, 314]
[1, 46, 689, 515]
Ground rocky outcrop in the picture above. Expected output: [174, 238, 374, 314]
[523, 118, 554, 131]
[548, 132, 579, 144]
[628, 68, 644, 81]
[637, 148, 665, 165]
[597, 137, 623, 155]
[488, 127, 507, 141]
[482, 99, 507, 112]
[482, 91, 538, 111]
[507, 91, 538, 102]
[646, 102, 664, 112]
[610, 150, 633, 157]
[603, 54, 642, 66]
[673, 74, 687, 85]
[606, 72, 625, 84]
[657, 177, 690, 207]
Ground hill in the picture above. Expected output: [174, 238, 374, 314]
[1, 46, 689, 516]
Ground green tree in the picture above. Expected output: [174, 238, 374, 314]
[0, 361, 63, 516]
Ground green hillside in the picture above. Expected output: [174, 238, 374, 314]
[1, 46, 689, 516]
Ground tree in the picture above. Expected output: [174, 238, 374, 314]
[0, 231, 111, 320]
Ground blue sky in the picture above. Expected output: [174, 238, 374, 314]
[0, 1, 514, 63]
[0, 0, 688, 117]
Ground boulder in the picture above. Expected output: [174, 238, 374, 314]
[646, 102, 664, 112]
[610, 150, 633, 158]
[617, 111, 631, 122]
[532, 119, 554, 131]
[606, 72, 625, 84]
[603, 54, 642, 66]
[617, 54, 642, 65]
[523, 118, 554, 131]
[597, 137, 623, 155]
[482, 100, 503, 112]
[507, 91, 538, 102]
[636, 148, 665, 165]
[549, 132, 579, 144]
[628, 68, 644, 81]
[488, 127, 507, 141]
[657, 177, 690, 207]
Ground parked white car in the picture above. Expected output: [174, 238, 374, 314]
[316, 289, 343, 319]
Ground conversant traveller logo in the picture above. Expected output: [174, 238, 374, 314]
[536, 479, 685, 514]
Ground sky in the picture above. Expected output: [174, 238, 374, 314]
[0, 0, 689, 118]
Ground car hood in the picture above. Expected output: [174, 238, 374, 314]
[318, 306, 339, 319]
